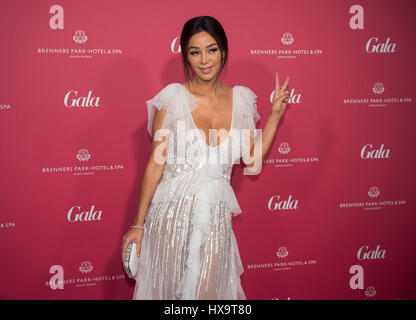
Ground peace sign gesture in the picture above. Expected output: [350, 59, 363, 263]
[272, 72, 290, 117]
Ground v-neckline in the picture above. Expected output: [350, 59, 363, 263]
[179, 83, 235, 149]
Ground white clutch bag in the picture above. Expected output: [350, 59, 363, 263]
[123, 242, 139, 279]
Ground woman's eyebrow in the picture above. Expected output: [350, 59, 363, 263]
[188, 43, 217, 50]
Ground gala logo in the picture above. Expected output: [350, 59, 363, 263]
[365, 37, 397, 53]
[64, 90, 100, 108]
[360, 144, 391, 159]
[270, 88, 301, 104]
[357, 245, 386, 261]
[268, 195, 299, 211]
[67, 205, 103, 222]
[171, 36, 181, 53]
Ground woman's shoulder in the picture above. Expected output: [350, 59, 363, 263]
[154, 82, 183, 94]
[233, 84, 258, 106]
[233, 84, 257, 96]
[147, 82, 200, 116]
[147, 83, 184, 103]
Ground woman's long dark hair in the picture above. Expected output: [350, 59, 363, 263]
[180, 16, 228, 81]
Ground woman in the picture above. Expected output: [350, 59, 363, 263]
[122, 16, 290, 300]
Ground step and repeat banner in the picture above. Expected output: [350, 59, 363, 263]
[0, 0, 415, 300]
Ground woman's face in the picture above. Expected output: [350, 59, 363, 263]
[186, 31, 223, 81]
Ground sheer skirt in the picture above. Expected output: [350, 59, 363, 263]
[132, 194, 245, 300]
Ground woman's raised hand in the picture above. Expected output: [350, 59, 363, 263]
[272, 72, 290, 117]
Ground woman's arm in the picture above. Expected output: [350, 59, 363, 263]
[122, 107, 170, 259]
[132, 108, 170, 226]
[242, 111, 282, 173]
[243, 72, 290, 174]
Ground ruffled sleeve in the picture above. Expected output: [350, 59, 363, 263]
[235, 86, 261, 157]
[146, 83, 175, 138]
[146, 83, 199, 138]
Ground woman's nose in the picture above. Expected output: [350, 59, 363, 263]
[201, 51, 208, 64]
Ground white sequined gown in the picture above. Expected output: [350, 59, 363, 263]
[133, 83, 260, 300]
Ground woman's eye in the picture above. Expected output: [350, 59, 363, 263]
[189, 48, 218, 56]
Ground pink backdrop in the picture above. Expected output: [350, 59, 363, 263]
[1, 0, 415, 300]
